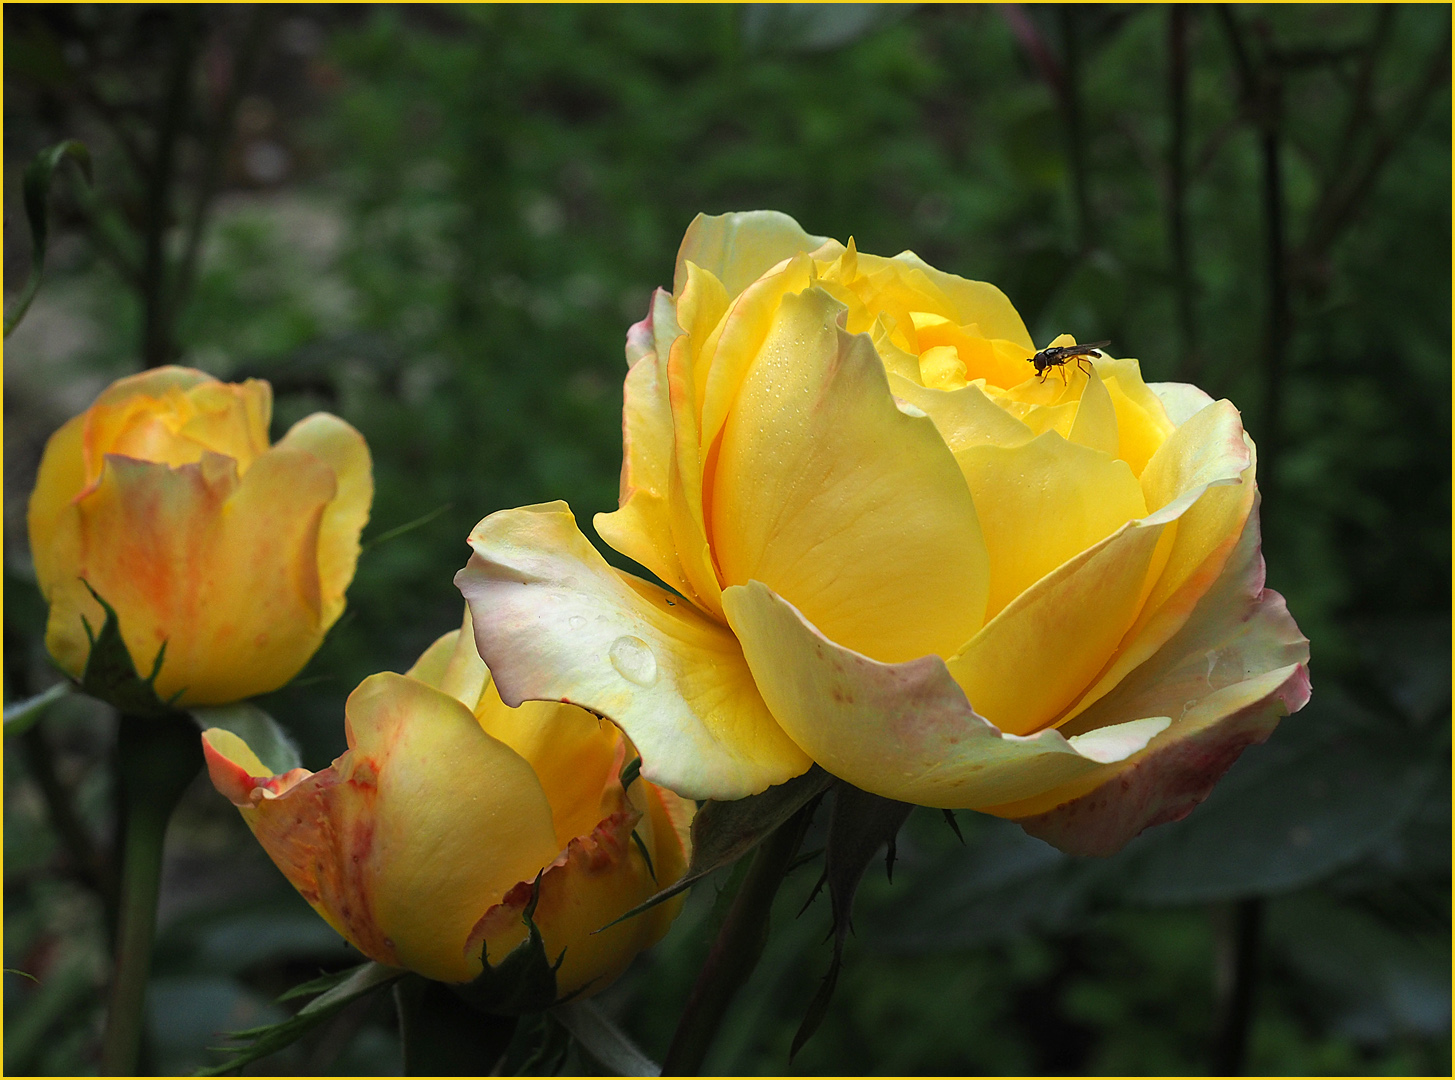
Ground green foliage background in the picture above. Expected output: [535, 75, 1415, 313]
[4, 4, 1449, 1075]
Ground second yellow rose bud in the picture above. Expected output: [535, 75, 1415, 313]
[27, 366, 372, 705]
[203, 612, 694, 997]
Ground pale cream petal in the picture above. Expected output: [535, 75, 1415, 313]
[456, 502, 811, 800]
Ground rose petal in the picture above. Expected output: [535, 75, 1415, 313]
[886, 251, 1034, 350]
[673, 210, 829, 300]
[1068, 365, 1120, 457]
[722, 580, 1167, 808]
[956, 431, 1148, 622]
[1056, 399, 1256, 727]
[982, 502, 1311, 855]
[456, 502, 811, 800]
[886, 374, 1035, 454]
[203, 672, 561, 983]
[596, 290, 705, 607]
[946, 513, 1170, 736]
[274, 413, 373, 630]
[468, 775, 694, 999]
[711, 287, 991, 663]
[47, 447, 338, 704]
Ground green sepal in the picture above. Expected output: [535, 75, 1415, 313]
[77, 581, 183, 717]
[455, 874, 570, 1015]
[601, 765, 834, 931]
[619, 754, 643, 791]
[197, 961, 405, 1076]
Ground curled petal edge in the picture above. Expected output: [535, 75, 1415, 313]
[721, 579, 1172, 810]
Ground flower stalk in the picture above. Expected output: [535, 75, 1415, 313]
[101, 713, 202, 1076]
[662, 800, 817, 1076]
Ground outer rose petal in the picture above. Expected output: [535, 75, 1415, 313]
[274, 413, 373, 630]
[456, 502, 811, 800]
[722, 580, 1169, 808]
[982, 501, 1311, 855]
[202, 672, 561, 983]
[711, 287, 991, 663]
[46, 447, 338, 705]
[1057, 399, 1256, 728]
[596, 290, 704, 607]
[673, 210, 829, 300]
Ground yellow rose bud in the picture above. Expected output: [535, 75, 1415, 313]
[202, 612, 694, 995]
[457, 211, 1310, 856]
[27, 366, 372, 706]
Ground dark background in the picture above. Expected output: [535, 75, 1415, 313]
[4, 4, 1449, 1074]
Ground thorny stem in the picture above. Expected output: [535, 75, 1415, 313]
[175, 5, 271, 311]
[1211, 897, 1264, 1075]
[100, 714, 202, 1076]
[1167, 5, 1200, 380]
[140, 7, 200, 369]
[661, 801, 817, 1076]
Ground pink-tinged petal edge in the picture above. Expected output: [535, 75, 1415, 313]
[998, 505, 1311, 856]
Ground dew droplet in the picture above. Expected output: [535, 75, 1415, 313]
[568, 615, 587, 631]
[609, 635, 658, 687]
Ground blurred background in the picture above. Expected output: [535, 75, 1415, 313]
[3, 4, 1449, 1075]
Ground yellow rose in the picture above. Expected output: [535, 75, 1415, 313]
[457, 211, 1310, 855]
[202, 612, 694, 995]
[27, 366, 371, 706]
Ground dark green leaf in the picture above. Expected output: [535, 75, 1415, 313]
[4, 139, 92, 337]
[190, 702, 302, 774]
[197, 961, 404, 1076]
[792, 783, 913, 1058]
[604, 766, 834, 930]
[3, 682, 71, 738]
[1115, 691, 1440, 904]
[77, 582, 181, 717]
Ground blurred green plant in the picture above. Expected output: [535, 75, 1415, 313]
[4, 3, 1448, 1075]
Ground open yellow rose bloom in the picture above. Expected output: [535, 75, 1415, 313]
[28, 366, 371, 706]
[204, 613, 693, 994]
[457, 211, 1310, 855]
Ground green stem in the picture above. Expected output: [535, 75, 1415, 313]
[661, 801, 816, 1076]
[100, 713, 202, 1076]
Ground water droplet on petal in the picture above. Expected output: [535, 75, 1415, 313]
[568, 615, 587, 631]
[609, 635, 658, 687]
